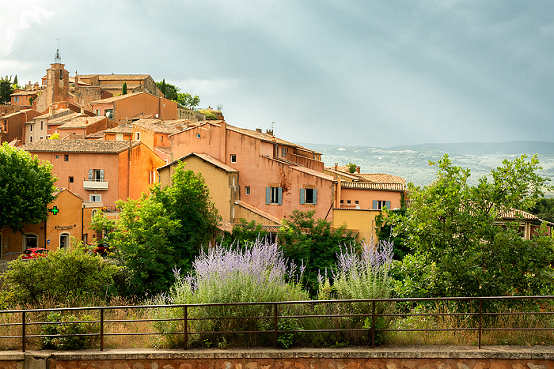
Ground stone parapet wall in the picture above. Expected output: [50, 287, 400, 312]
[2, 347, 554, 369]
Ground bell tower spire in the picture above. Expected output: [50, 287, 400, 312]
[54, 38, 61, 63]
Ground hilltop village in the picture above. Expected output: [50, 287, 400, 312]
[0, 58, 411, 258]
[0, 58, 406, 258]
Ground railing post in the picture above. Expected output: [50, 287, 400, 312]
[371, 301, 376, 349]
[479, 299, 483, 348]
[183, 305, 188, 350]
[21, 311, 26, 353]
[273, 303, 278, 348]
[100, 308, 104, 351]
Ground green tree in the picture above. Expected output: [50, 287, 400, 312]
[0, 75, 14, 104]
[156, 80, 200, 108]
[390, 154, 554, 298]
[278, 210, 359, 295]
[176, 92, 200, 109]
[122, 82, 127, 95]
[529, 197, 554, 223]
[110, 162, 219, 296]
[3, 243, 120, 306]
[0, 143, 57, 231]
[347, 162, 357, 173]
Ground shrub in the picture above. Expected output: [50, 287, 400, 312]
[40, 312, 98, 350]
[152, 239, 309, 348]
[3, 243, 120, 307]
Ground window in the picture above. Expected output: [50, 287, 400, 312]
[30, 125, 33, 132]
[40, 121, 43, 130]
[69, 176, 74, 183]
[149, 171, 156, 184]
[29, 136, 33, 142]
[347, 200, 351, 204]
[355, 200, 359, 205]
[14, 96, 19, 102]
[25, 234, 38, 249]
[90, 195, 101, 202]
[300, 188, 317, 205]
[88, 169, 104, 182]
[230, 154, 236, 163]
[245, 186, 250, 195]
[373, 200, 391, 210]
[340, 200, 344, 204]
[105, 109, 113, 118]
[136, 132, 140, 140]
[46, 135, 50, 139]
[64, 154, 69, 161]
[55, 155, 59, 159]
[281, 147, 287, 158]
[96, 110, 100, 116]
[266, 187, 282, 205]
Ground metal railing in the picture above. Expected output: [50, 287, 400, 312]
[1, 295, 554, 352]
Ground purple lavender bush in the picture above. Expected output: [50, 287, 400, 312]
[152, 239, 308, 348]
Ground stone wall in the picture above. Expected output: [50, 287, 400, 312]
[2, 347, 554, 369]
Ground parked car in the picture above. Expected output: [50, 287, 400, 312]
[21, 248, 48, 260]
[94, 243, 111, 256]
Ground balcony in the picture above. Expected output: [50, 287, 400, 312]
[83, 179, 109, 190]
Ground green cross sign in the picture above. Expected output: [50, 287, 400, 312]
[50, 206, 59, 215]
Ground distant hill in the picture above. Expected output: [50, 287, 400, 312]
[300, 141, 554, 188]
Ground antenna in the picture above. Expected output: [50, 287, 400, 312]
[54, 38, 61, 63]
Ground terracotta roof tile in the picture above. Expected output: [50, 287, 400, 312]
[24, 139, 141, 153]
[57, 116, 106, 129]
[91, 92, 149, 105]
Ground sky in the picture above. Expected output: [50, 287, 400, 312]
[1, 0, 554, 147]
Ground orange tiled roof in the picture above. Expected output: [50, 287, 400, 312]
[90, 92, 149, 105]
[78, 74, 151, 81]
[57, 116, 106, 129]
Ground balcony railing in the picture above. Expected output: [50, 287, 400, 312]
[83, 178, 109, 190]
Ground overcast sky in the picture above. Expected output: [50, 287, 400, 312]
[2, 1, 553, 147]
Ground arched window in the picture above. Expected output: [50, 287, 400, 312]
[59, 233, 69, 250]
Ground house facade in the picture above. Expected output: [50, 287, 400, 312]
[24, 139, 165, 209]
[0, 189, 84, 260]
[167, 121, 335, 225]
[91, 92, 178, 122]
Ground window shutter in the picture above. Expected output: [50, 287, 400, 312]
[88, 169, 93, 180]
[278, 187, 283, 205]
[313, 189, 317, 205]
[100, 170, 104, 180]
[386, 201, 391, 210]
[300, 189, 305, 204]
[372, 200, 377, 209]
[266, 187, 271, 205]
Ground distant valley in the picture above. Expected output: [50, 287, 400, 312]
[300, 141, 554, 188]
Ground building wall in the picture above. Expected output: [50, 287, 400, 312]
[159, 156, 239, 222]
[333, 208, 382, 242]
[0, 189, 83, 260]
[92, 94, 177, 122]
[0, 110, 38, 144]
[33, 151, 121, 208]
[122, 144, 165, 201]
[339, 188, 402, 210]
[170, 123, 334, 222]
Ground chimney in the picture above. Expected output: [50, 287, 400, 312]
[334, 163, 338, 171]
[266, 129, 273, 136]
[356, 166, 360, 173]
[255, 128, 262, 133]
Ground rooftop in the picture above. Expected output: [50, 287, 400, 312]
[57, 116, 106, 129]
[24, 139, 141, 154]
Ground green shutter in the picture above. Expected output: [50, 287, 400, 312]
[266, 187, 271, 204]
[373, 200, 377, 209]
[300, 189, 305, 204]
[313, 189, 317, 205]
[386, 201, 391, 209]
[278, 187, 283, 205]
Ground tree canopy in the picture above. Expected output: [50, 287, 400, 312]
[107, 162, 219, 297]
[389, 154, 554, 298]
[156, 79, 200, 109]
[0, 143, 57, 231]
[0, 76, 14, 104]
